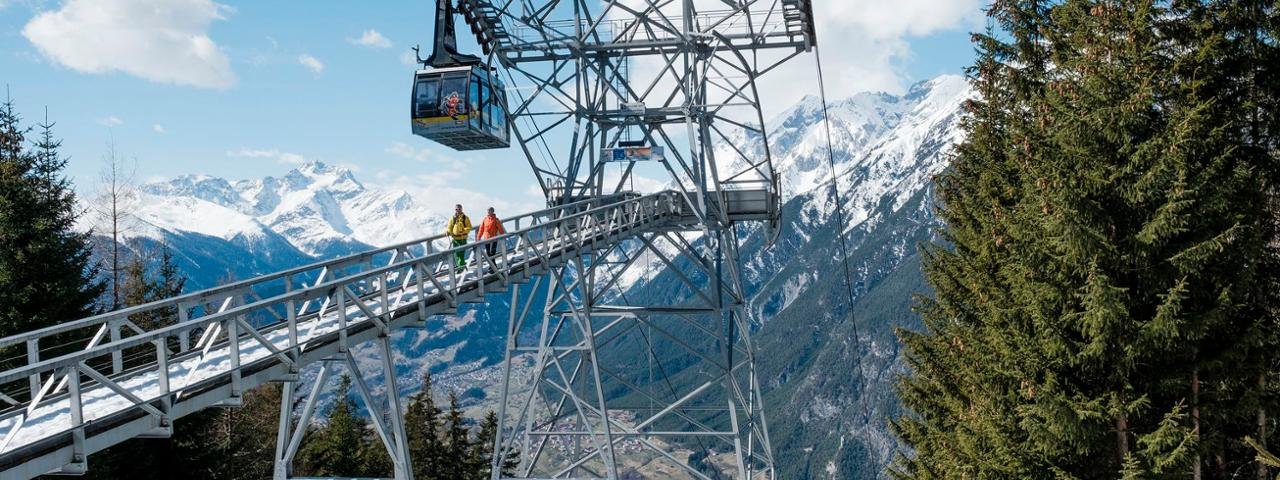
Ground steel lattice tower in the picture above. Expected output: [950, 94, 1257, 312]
[468, 1, 818, 478]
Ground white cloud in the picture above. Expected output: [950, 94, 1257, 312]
[828, 1, 982, 40]
[400, 50, 420, 68]
[374, 171, 540, 217]
[387, 141, 472, 173]
[387, 142, 432, 162]
[298, 53, 324, 74]
[97, 116, 123, 127]
[349, 29, 392, 49]
[23, 0, 236, 89]
[820, 2, 978, 81]
[767, 0, 980, 112]
[228, 148, 307, 165]
[152, 124, 166, 134]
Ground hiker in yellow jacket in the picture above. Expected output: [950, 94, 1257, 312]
[447, 204, 472, 268]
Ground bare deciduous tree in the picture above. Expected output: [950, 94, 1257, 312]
[91, 138, 139, 310]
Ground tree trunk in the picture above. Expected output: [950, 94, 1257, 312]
[1117, 412, 1130, 466]
[111, 196, 119, 310]
[1259, 372, 1268, 480]
[1194, 368, 1201, 480]
[95, 138, 135, 311]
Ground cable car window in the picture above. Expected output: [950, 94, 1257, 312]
[469, 74, 483, 130]
[480, 78, 494, 132]
[493, 87, 507, 138]
[439, 74, 469, 122]
[487, 87, 502, 136]
[415, 78, 440, 117]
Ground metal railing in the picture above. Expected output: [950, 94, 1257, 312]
[0, 191, 682, 475]
[508, 9, 790, 43]
[484, 5, 800, 57]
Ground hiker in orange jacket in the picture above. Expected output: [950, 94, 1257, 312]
[477, 207, 507, 257]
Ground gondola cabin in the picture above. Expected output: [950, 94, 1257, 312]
[411, 66, 510, 150]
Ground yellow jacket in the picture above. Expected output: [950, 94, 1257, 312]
[447, 213, 472, 240]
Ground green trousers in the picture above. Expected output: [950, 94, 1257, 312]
[452, 237, 468, 268]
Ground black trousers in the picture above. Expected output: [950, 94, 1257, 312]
[485, 242, 498, 257]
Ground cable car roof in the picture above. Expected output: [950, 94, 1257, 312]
[415, 65, 481, 75]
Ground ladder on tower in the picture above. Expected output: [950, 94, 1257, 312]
[781, 0, 817, 49]
[459, 0, 511, 57]
[0, 192, 684, 479]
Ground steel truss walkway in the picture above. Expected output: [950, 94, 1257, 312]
[0, 192, 680, 479]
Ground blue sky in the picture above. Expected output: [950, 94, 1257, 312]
[1, 0, 981, 212]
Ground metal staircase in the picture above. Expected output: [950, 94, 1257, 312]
[0, 192, 682, 479]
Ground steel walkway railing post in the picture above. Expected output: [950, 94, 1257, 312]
[378, 335, 414, 480]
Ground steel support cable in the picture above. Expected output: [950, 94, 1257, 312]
[498, 64, 562, 185]
[813, 44, 870, 424]
[604, 247, 721, 460]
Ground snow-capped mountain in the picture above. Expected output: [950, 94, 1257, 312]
[757, 74, 967, 220]
[752, 75, 970, 480]
[138, 161, 448, 258]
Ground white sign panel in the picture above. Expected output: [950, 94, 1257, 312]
[605, 146, 664, 162]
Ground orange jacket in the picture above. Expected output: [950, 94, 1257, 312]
[477, 214, 506, 240]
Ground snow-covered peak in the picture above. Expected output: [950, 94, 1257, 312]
[131, 162, 447, 258]
[282, 161, 364, 193]
[904, 74, 969, 105]
[132, 193, 274, 242]
[746, 74, 974, 197]
[819, 74, 973, 229]
[624, 74, 973, 293]
[142, 174, 242, 207]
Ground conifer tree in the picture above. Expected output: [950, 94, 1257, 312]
[207, 383, 282, 480]
[472, 410, 517, 479]
[894, 1, 1280, 478]
[120, 244, 185, 330]
[469, 410, 497, 479]
[442, 390, 472, 478]
[891, 0, 1055, 476]
[406, 370, 446, 479]
[0, 93, 103, 340]
[298, 374, 370, 477]
[121, 255, 148, 307]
